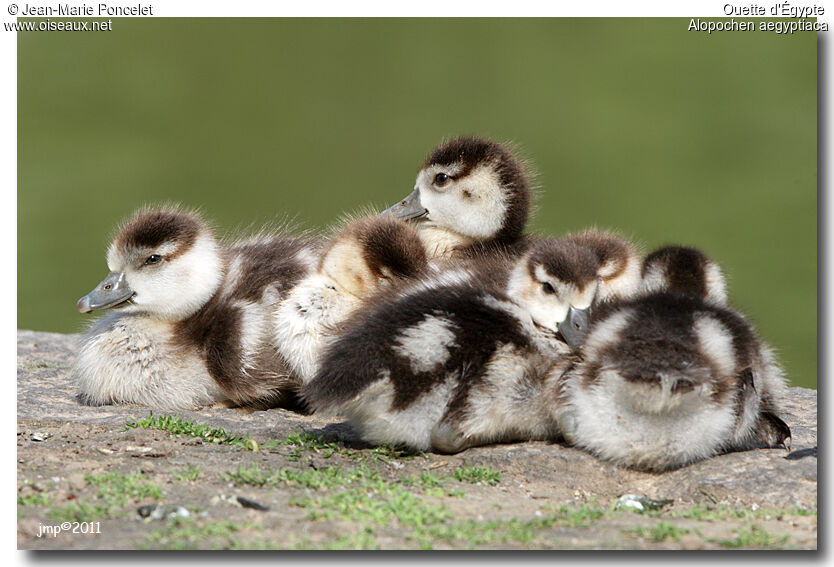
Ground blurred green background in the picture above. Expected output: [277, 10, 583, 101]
[18, 19, 816, 388]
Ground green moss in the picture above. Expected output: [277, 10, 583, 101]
[311, 531, 380, 550]
[142, 518, 242, 550]
[716, 525, 790, 549]
[627, 521, 691, 542]
[223, 462, 370, 490]
[18, 493, 50, 507]
[48, 501, 110, 523]
[277, 428, 420, 462]
[170, 465, 201, 482]
[452, 466, 501, 485]
[85, 470, 163, 507]
[402, 470, 465, 498]
[413, 505, 608, 549]
[45, 470, 162, 523]
[671, 504, 817, 522]
[125, 412, 256, 450]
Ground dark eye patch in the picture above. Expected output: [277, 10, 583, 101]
[542, 282, 555, 294]
[143, 254, 163, 266]
[434, 173, 450, 187]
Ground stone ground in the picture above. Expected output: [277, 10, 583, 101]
[17, 330, 818, 550]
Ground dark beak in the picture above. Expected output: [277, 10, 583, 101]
[559, 306, 591, 349]
[380, 188, 429, 222]
[77, 271, 134, 314]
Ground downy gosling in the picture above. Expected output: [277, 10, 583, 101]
[74, 206, 318, 410]
[274, 215, 429, 384]
[382, 136, 534, 261]
[301, 234, 639, 453]
[559, 246, 791, 472]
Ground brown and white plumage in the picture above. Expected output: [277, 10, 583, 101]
[382, 137, 535, 261]
[273, 214, 429, 384]
[558, 246, 790, 472]
[301, 237, 606, 453]
[74, 206, 318, 410]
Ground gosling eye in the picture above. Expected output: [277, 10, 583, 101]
[143, 254, 163, 266]
[541, 282, 555, 295]
[433, 172, 450, 187]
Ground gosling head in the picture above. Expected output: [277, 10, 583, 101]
[382, 137, 531, 252]
[564, 229, 643, 303]
[641, 246, 728, 305]
[319, 215, 429, 299]
[507, 239, 601, 349]
[77, 207, 223, 321]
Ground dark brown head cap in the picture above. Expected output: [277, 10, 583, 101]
[566, 230, 634, 281]
[326, 215, 428, 281]
[642, 246, 727, 303]
[113, 206, 207, 254]
[526, 238, 600, 288]
[424, 137, 531, 244]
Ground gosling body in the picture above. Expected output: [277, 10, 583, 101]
[302, 238, 605, 452]
[273, 215, 429, 384]
[559, 246, 790, 472]
[75, 207, 318, 410]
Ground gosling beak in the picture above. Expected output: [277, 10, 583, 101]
[559, 306, 591, 349]
[77, 271, 134, 314]
[380, 188, 429, 222]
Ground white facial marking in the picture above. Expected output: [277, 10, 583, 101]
[415, 162, 508, 241]
[111, 233, 223, 321]
[392, 315, 458, 374]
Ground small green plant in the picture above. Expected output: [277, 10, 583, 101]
[48, 501, 110, 523]
[402, 470, 464, 498]
[281, 429, 342, 460]
[554, 504, 607, 528]
[171, 465, 201, 482]
[46, 470, 163, 522]
[223, 462, 369, 490]
[85, 470, 163, 507]
[628, 521, 691, 542]
[716, 525, 790, 549]
[125, 412, 256, 450]
[18, 493, 50, 507]
[364, 444, 422, 461]
[278, 428, 420, 462]
[671, 504, 817, 522]
[142, 518, 241, 550]
[452, 466, 501, 485]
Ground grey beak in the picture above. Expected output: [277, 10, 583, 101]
[559, 306, 591, 349]
[380, 188, 429, 221]
[77, 271, 134, 314]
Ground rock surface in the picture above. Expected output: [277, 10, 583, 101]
[17, 330, 817, 550]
